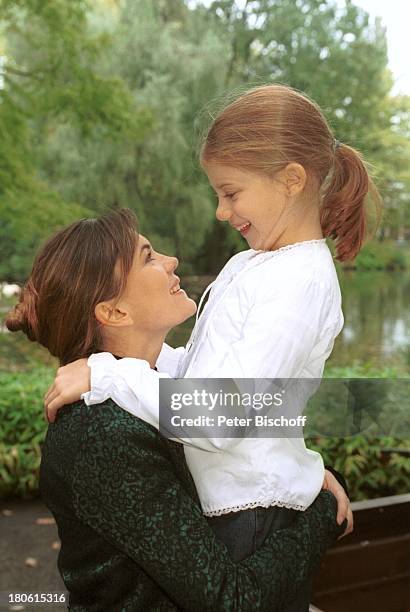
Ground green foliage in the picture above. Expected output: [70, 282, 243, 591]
[309, 435, 410, 501]
[325, 364, 407, 379]
[317, 364, 410, 500]
[346, 241, 408, 271]
[35, 0, 228, 269]
[0, 186, 90, 281]
[0, 0, 150, 280]
[0, 364, 409, 500]
[0, 369, 52, 498]
[1, 0, 409, 279]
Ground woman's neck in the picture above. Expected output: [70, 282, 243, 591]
[102, 329, 166, 369]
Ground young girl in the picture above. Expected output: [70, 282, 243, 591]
[46, 85, 376, 609]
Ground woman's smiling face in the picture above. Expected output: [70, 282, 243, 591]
[115, 235, 197, 333]
[203, 162, 291, 251]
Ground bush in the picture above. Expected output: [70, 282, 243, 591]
[342, 241, 408, 271]
[0, 369, 53, 498]
[309, 435, 410, 501]
[318, 364, 410, 499]
[0, 366, 409, 500]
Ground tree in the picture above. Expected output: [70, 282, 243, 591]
[35, 0, 231, 272]
[0, 0, 148, 279]
[1, 0, 407, 279]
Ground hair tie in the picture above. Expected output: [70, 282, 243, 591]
[333, 138, 341, 153]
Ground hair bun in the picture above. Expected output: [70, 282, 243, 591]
[5, 282, 39, 341]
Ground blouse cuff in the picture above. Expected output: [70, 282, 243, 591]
[156, 343, 185, 376]
[81, 352, 118, 406]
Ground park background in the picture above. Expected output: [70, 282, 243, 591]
[0, 0, 409, 609]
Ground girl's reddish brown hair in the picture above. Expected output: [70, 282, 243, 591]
[6, 209, 138, 365]
[201, 84, 381, 261]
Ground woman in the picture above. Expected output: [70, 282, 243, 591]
[6, 209, 345, 611]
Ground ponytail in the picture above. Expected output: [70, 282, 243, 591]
[320, 144, 381, 262]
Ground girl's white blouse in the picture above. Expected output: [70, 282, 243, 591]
[83, 240, 344, 516]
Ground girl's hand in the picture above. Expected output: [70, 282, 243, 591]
[322, 469, 353, 539]
[44, 359, 91, 423]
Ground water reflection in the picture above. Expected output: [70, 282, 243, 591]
[332, 271, 409, 368]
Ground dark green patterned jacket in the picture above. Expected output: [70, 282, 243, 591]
[40, 399, 342, 611]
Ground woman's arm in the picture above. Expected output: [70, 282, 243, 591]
[73, 407, 345, 612]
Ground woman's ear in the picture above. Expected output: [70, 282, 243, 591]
[284, 163, 307, 196]
[95, 301, 131, 327]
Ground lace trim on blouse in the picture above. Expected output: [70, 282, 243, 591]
[203, 498, 307, 517]
[252, 238, 327, 259]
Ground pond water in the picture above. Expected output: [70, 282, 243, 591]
[1, 271, 409, 373]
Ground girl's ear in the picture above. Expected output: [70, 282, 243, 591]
[95, 302, 131, 327]
[284, 163, 307, 196]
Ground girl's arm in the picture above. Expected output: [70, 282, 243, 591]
[85, 274, 339, 418]
[45, 277, 338, 447]
[73, 405, 344, 612]
[156, 342, 186, 376]
[44, 341, 185, 417]
[45, 353, 243, 452]
[85, 352, 243, 452]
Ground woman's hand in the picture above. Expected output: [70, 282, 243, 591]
[322, 469, 353, 539]
[44, 359, 91, 423]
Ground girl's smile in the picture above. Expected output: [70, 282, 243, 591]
[233, 222, 251, 236]
[203, 162, 322, 252]
[203, 162, 291, 251]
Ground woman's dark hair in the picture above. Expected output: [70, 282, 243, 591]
[6, 208, 138, 365]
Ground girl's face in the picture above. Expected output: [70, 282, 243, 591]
[115, 235, 197, 333]
[203, 162, 292, 251]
